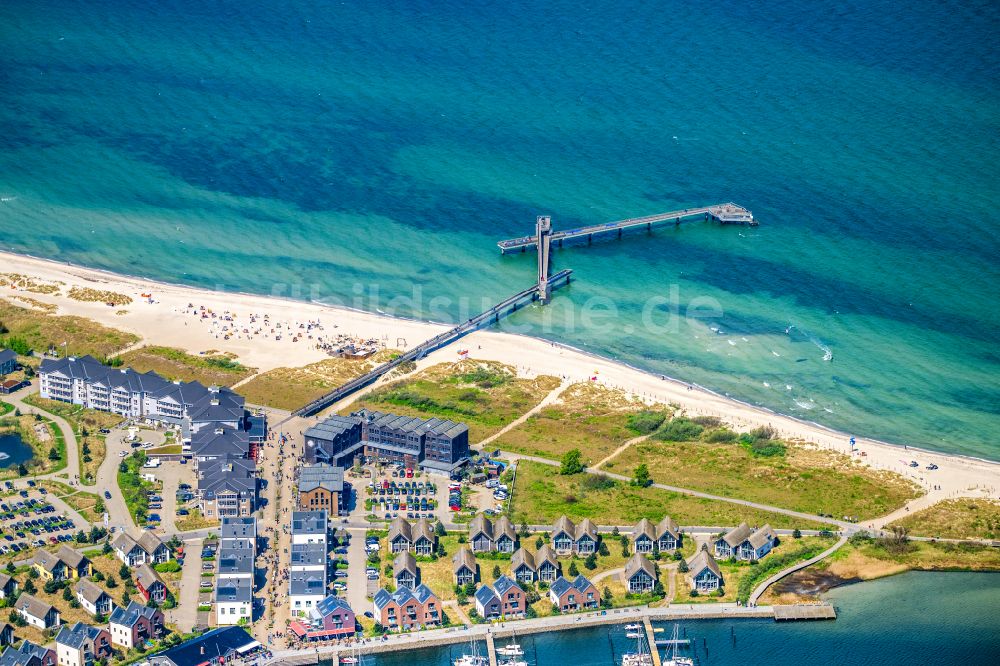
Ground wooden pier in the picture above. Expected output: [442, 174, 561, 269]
[292, 269, 572, 417]
[642, 617, 663, 666]
[497, 203, 756, 253]
[773, 603, 837, 621]
[485, 632, 498, 666]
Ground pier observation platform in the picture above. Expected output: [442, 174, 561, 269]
[497, 203, 755, 253]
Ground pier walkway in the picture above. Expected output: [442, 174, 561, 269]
[498, 203, 755, 252]
[643, 617, 663, 666]
[292, 269, 572, 417]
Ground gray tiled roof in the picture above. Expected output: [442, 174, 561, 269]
[289, 570, 326, 596]
[290, 542, 327, 568]
[215, 577, 253, 603]
[297, 464, 345, 493]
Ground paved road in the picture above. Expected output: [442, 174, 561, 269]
[96, 429, 134, 532]
[345, 527, 371, 616]
[167, 537, 204, 632]
[6, 384, 80, 483]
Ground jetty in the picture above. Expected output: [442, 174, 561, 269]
[292, 269, 572, 417]
[642, 617, 663, 666]
[497, 203, 756, 253]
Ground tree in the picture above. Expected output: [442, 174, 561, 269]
[435, 521, 447, 537]
[535, 536, 544, 550]
[93, 571, 105, 582]
[27, 568, 39, 580]
[4, 562, 14, 575]
[792, 529, 802, 539]
[568, 560, 579, 577]
[492, 564, 501, 579]
[44, 579, 60, 594]
[106, 575, 118, 589]
[652, 581, 665, 598]
[584, 554, 597, 570]
[631, 463, 651, 488]
[464, 581, 476, 597]
[678, 559, 689, 573]
[621, 541, 630, 558]
[519, 521, 530, 538]
[651, 542, 660, 561]
[611, 526, 619, 537]
[9, 611, 26, 627]
[559, 449, 584, 475]
[48, 446, 60, 461]
[119, 563, 131, 580]
[23, 579, 36, 594]
[16, 463, 27, 476]
[62, 586, 74, 602]
[598, 541, 609, 557]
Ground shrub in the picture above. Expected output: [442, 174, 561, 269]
[655, 418, 704, 442]
[626, 411, 667, 435]
[154, 561, 181, 573]
[703, 427, 738, 443]
[581, 474, 616, 492]
[560, 449, 585, 475]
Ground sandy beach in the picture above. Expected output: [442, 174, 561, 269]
[2, 250, 998, 520]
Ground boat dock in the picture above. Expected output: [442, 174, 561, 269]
[497, 203, 756, 253]
[773, 603, 838, 621]
[292, 269, 572, 417]
[642, 617, 663, 666]
[486, 632, 498, 666]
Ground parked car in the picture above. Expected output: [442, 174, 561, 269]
[104, 491, 112, 499]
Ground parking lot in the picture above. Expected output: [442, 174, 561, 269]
[0, 484, 79, 556]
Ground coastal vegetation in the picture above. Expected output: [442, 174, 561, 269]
[24, 394, 121, 484]
[67, 286, 132, 306]
[237, 350, 399, 410]
[118, 345, 255, 386]
[0, 298, 139, 358]
[0, 273, 61, 295]
[510, 460, 826, 529]
[495, 383, 672, 463]
[607, 437, 920, 521]
[888, 499, 1000, 540]
[350, 361, 561, 442]
[176, 508, 216, 531]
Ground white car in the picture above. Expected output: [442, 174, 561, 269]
[118, 451, 128, 457]
[333, 582, 347, 590]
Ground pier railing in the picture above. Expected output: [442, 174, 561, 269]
[498, 203, 755, 252]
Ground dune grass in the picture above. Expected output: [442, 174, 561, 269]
[0, 297, 139, 358]
[608, 439, 920, 521]
[495, 383, 672, 464]
[238, 350, 399, 410]
[349, 361, 561, 443]
[889, 499, 1000, 540]
[118, 345, 255, 386]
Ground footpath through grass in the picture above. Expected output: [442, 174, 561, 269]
[119, 345, 255, 386]
[24, 394, 122, 485]
[510, 461, 827, 529]
[495, 383, 672, 464]
[888, 499, 1000, 540]
[349, 361, 561, 442]
[609, 438, 920, 521]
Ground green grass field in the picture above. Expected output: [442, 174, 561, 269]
[608, 440, 920, 521]
[510, 461, 828, 529]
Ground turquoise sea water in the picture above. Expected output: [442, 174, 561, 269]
[1, 0, 999, 458]
[369, 572, 1000, 665]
